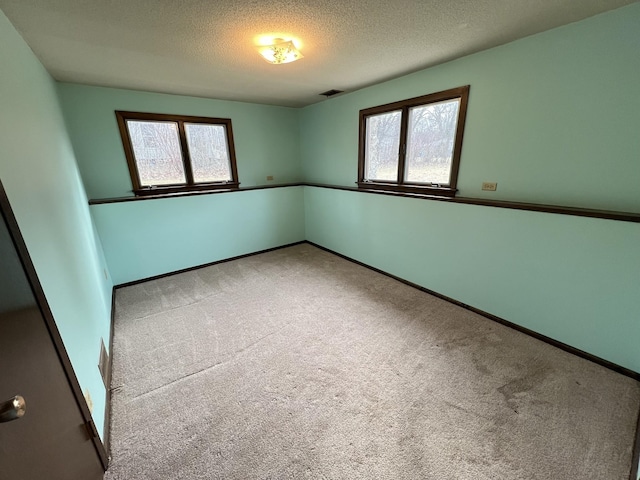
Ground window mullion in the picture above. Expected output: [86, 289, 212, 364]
[356, 85, 469, 197]
[177, 121, 195, 185]
[397, 106, 409, 185]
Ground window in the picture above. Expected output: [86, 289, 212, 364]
[358, 85, 470, 197]
[116, 111, 239, 195]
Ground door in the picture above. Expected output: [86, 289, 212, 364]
[0, 180, 105, 480]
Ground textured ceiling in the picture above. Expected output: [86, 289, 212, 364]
[0, 0, 635, 107]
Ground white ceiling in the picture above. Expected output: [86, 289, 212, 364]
[0, 0, 635, 107]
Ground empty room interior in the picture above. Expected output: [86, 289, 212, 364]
[0, 0, 639, 478]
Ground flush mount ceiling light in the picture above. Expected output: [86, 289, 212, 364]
[257, 38, 303, 64]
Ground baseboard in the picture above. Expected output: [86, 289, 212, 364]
[304, 240, 640, 479]
[114, 241, 307, 289]
[107, 240, 304, 457]
[104, 239, 640, 478]
[632, 408, 640, 480]
[107, 241, 303, 460]
[305, 241, 639, 382]
[102, 286, 116, 465]
[113, 238, 639, 381]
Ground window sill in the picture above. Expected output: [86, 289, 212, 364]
[133, 182, 240, 196]
[356, 182, 456, 198]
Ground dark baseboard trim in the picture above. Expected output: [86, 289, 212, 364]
[113, 237, 640, 381]
[305, 240, 640, 382]
[102, 286, 116, 465]
[114, 241, 306, 288]
[105, 239, 640, 477]
[631, 408, 640, 480]
[307, 241, 640, 479]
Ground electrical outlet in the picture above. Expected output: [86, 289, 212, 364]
[482, 182, 497, 191]
[266, 175, 274, 181]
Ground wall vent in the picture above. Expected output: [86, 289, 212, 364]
[320, 89, 344, 97]
[98, 338, 110, 389]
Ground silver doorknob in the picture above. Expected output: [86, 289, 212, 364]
[0, 395, 26, 423]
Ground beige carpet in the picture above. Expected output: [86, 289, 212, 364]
[106, 243, 639, 479]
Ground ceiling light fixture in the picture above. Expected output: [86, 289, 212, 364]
[257, 39, 303, 64]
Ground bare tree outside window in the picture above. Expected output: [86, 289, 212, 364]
[357, 86, 469, 197]
[405, 99, 460, 185]
[116, 111, 239, 196]
[185, 123, 232, 183]
[127, 121, 186, 186]
[365, 111, 401, 181]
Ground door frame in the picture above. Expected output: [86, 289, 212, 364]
[0, 180, 108, 469]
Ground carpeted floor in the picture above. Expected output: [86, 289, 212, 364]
[105, 243, 640, 480]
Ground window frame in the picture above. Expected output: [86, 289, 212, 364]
[357, 85, 470, 197]
[115, 111, 240, 196]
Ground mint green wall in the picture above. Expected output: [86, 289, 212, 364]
[300, 5, 640, 373]
[0, 10, 112, 438]
[301, 4, 640, 213]
[57, 83, 301, 200]
[91, 187, 305, 285]
[57, 83, 305, 286]
[2, 0, 637, 455]
[305, 187, 640, 372]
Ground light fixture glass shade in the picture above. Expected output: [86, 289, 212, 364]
[257, 39, 303, 64]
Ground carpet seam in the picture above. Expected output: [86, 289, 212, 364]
[123, 322, 292, 401]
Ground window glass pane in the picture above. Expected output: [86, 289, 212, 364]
[364, 110, 401, 182]
[405, 98, 460, 185]
[126, 120, 186, 186]
[184, 123, 232, 183]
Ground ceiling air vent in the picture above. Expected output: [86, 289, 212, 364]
[320, 89, 344, 97]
